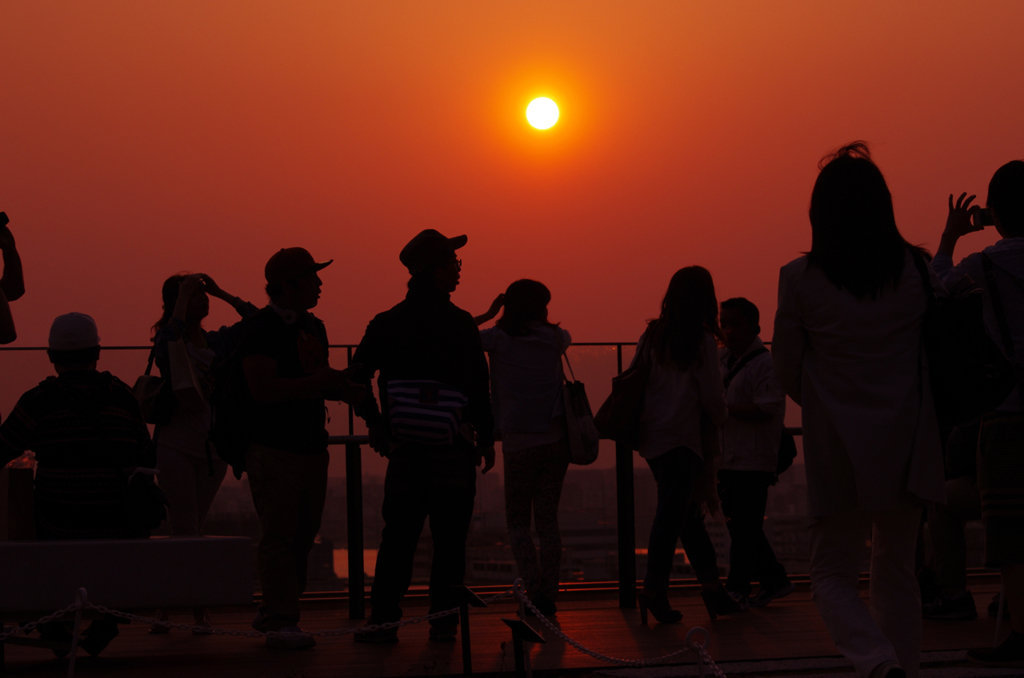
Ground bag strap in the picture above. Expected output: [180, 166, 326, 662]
[144, 344, 158, 376]
[981, 253, 1017, 360]
[910, 248, 939, 310]
[561, 351, 577, 384]
[723, 347, 769, 389]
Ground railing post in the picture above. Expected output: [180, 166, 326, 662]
[345, 441, 365, 619]
[615, 439, 636, 609]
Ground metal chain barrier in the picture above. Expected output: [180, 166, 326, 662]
[0, 602, 83, 642]
[515, 585, 727, 676]
[1, 583, 725, 677]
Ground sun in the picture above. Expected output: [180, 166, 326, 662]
[526, 97, 559, 130]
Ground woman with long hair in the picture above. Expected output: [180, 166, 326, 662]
[477, 279, 571, 616]
[150, 272, 257, 632]
[773, 143, 944, 678]
[633, 266, 736, 624]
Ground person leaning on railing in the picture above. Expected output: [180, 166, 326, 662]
[931, 162, 1024, 666]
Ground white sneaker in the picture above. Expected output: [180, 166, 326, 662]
[265, 625, 316, 650]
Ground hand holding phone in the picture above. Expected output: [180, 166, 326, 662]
[972, 207, 995, 228]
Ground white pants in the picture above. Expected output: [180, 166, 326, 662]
[809, 499, 923, 678]
[156, 444, 227, 537]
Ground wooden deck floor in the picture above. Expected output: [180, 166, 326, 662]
[1, 583, 1005, 677]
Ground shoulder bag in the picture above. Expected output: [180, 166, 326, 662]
[562, 353, 600, 465]
[594, 336, 651, 450]
[133, 346, 174, 425]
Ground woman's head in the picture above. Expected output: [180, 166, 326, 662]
[496, 279, 556, 337]
[152, 273, 209, 335]
[809, 142, 910, 299]
[988, 160, 1024, 238]
[649, 266, 721, 369]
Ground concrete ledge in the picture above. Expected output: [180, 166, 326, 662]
[0, 535, 253, 614]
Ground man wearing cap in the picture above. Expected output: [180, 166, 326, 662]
[351, 229, 495, 643]
[0, 313, 153, 655]
[238, 247, 364, 649]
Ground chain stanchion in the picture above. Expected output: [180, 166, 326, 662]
[2, 581, 726, 677]
[66, 589, 88, 678]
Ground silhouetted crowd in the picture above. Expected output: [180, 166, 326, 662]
[1, 143, 1023, 674]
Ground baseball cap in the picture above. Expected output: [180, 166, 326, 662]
[265, 248, 333, 285]
[399, 230, 468, 273]
[48, 313, 101, 351]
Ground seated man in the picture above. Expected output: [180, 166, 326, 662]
[0, 313, 153, 655]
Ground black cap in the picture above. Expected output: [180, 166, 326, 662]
[399, 230, 467, 273]
[265, 248, 333, 285]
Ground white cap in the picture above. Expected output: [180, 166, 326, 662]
[48, 313, 100, 351]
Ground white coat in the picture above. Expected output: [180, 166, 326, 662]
[772, 251, 945, 518]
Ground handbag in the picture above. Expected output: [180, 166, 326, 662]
[594, 336, 651, 450]
[387, 380, 468, 446]
[562, 354, 600, 465]
[911, 250, 1015, 431]
[133, 347, 174, 425]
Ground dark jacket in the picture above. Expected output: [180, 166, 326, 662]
[353, 286, 494, 448]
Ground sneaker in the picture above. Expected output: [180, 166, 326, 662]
[967, 630, 1024, 667]
[989, 593, 1012, 620]
[726, 590, 750, 610]
[353, 619, 399, 644]
[750, 580, 796, 608]
[192, 610, 214, 635]
[251, 608, 268, 632]
[149, 609, 171, 634]
[428, 624, 457, 642]
[922, 590, 977, 619]
[701, 586, 747, 620]
[264, 625, 316, 650]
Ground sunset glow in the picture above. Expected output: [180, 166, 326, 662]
[526, 97, 559, 129]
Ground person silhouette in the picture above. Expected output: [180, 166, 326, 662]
[931, 161, 1024, 665]
[631, 266, 736, 624]
[773, 142, 945, 678]
[351, 229, 495, 644]
[479, 279, 571, 616]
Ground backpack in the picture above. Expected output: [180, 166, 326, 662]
[208, 341, 252, 480]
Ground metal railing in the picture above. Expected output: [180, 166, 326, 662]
[0, 342, 800, 617]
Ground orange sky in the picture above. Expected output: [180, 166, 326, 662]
[2, 0, 1023, 348]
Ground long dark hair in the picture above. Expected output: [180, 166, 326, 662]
[647, 266, 722, 370]
[151, 273, 189, 337]
[808, 142, 914, 300]
[496, 279, 559, 338]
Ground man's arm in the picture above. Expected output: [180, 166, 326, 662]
[243, 355, 360, 404]
[730, 356, 786, 423]
[0, 400, 36, 467]
[772, 264, 806, 405]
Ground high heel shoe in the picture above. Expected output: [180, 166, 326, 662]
[700, 586, 746, 621]
[637, 593, 682, 625]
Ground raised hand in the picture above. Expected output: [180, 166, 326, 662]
[945, 192, 983, 239]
